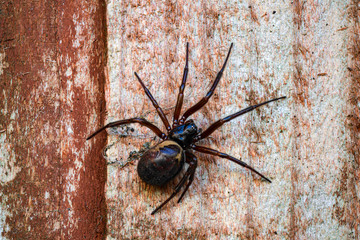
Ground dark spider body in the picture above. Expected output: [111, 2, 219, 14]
[137, 140, 185, 186]
[87, 43, 286, 215]
[137, 120, 198, 186]
[168, 120, 198, 147]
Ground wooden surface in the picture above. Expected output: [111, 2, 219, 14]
[1, 0, 359, 239]
[0, 0, 107, 239]
[104, 0, 359, 239]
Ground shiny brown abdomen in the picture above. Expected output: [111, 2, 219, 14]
[137, 140, 185, 186]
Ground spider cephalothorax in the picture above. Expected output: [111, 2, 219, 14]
[168, 120, 199, 147]
[87, 43, 286, 214]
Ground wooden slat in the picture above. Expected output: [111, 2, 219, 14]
[104, 0, 359, 239]
[0, 0, 107, 238]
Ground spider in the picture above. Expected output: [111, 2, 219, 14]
[87, 43, 286, 215]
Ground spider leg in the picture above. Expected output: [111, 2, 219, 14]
[195, 96, 286, 141]
[151, 151, 198, 215]
[173, 43, 189, 127]
[86, 118, 166, 140]
[192, 145, 271, 183]
[177, 151, 198, 203]
[134, 72, 171, 132]
[180, 43, 233, 124]
[151, 175, 187, 215]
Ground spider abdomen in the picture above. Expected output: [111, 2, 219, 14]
[137, 140, 185, 186]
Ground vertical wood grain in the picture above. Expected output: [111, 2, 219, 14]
[105, 0, 359, 239]
[0, 0, 359, 239]
[0, 0, 107, 239]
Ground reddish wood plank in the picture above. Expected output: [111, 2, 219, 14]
[0, 0, 107, 239]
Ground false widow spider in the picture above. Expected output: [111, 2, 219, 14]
[87, 43, 286, 214]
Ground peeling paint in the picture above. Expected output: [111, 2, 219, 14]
[0, 135, 21, 184]
[0, 52, 9, 76]
[0, 0, 107, 239]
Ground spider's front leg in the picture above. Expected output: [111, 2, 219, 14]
[180, 43, 233, 124]
[193, 127, 203, 141]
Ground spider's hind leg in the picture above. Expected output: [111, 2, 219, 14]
[151, 151, 198, 215]
[86, 118, 166, 140]
[192, 145, 271, 183]
[177, 151, 198, 203]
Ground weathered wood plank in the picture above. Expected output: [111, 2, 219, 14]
[0, 0, 107, 239]
[105, 0, 359, 239]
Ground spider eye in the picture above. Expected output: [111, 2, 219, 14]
[185, 123, 197, 134]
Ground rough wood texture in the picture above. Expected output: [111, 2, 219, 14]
[0, 0, 107, 239]
[1, 0, 359, 239]
[104, 0, 359, 239]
